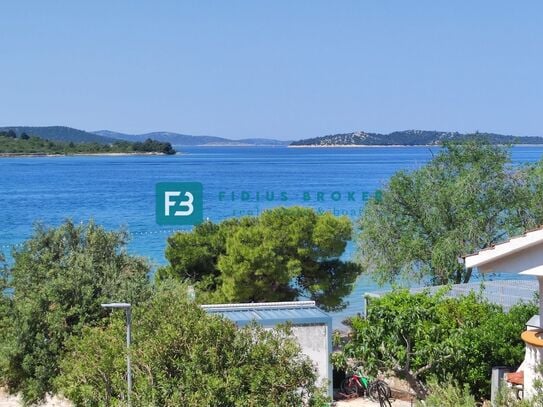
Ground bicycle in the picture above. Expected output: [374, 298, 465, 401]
[340, 366, 391, 406]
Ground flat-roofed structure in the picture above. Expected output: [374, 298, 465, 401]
[202, 301, 333, 397]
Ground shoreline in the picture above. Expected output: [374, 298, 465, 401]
[0, 152, 175, 158]
[288, 144, 543, 148]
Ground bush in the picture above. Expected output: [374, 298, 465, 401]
[417, 377, 476, 407]
[335, 289, 535, 400]
[56, 280, 329, 406]
[0, 221, 151, 405]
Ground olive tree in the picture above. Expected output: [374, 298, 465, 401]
[0, 220, 151, 405]
[357, 139, 535, 285]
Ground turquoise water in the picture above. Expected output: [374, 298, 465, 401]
[2, 146, 543, 327]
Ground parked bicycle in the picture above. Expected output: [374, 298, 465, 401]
[340, 366, 391, 406]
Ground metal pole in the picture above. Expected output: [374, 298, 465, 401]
[126, 306, 132, 407]
[101, 303, 132, 406]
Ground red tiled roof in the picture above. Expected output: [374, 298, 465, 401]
[505, 371, 524, 386]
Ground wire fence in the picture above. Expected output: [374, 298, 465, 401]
[365, 279, 539, 311]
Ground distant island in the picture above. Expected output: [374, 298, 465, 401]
[290, 130, 543, 147]
[0, 126, 291, 146]
[0, 129, 176, 156]
[94, 130, 292, 147]
[3, 126, 543, 149]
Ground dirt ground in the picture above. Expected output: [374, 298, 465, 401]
[0, 389, 71, 407]
[335, 397, 413, 407]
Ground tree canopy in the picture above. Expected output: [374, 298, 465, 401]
[334, 289, 535, 400]
[158, 206, 361, 311]
[0, 132, 176, 155]
[357, 139, 539, 285]
[0, 221, 151, 405]
[132, 138, 176, 155]
[56, 281, 328, 407]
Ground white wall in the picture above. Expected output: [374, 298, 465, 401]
[265, 323, 331, 396]
[291, 324, 330, 391]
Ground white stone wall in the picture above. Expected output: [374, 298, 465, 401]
[264, 323, 331, 395]
[290, 324, 330, 390]
[524, 342, 543, 399]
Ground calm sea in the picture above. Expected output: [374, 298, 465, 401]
[2, 146, 543, 327]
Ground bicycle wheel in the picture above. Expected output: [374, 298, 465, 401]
[368, 380, 391, 401]
[340, 377, 359, 395]
[379, 394, 392, 407]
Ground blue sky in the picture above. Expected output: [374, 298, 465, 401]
[1, 1, 542, 140]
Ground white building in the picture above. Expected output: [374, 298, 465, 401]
[202, 301, 333, 397]
[465, 227, 543, 399]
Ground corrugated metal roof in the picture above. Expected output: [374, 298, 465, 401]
[202, 301, 332, 327]
[365, 279, 538, 311]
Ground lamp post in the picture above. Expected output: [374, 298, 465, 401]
[101, 302, 132, 406]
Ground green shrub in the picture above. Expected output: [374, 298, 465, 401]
[416, 377, 476, 407]
[0, 221, 151, 405]
[335, 289, 535, 400]
[56, 280, 329, 407]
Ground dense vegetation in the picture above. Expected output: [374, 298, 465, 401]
[157, 206, 361, 311]
[0, 131, 176, 155]
[0, 221, 152, 404]
[56, 281, 328, 406]
[131, 138, 176, 154]
[0, 220, 331, 406]
[357, 139, 543, 285]
[333, 289, 536, 400]
[415, 379, 477, 407]
[0, 126, 116, 144]
[291, 130, 543, 146]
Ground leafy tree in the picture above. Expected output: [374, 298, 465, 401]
[334, 289, 535, 399]
[357, 139, 533, 285]
[7, 129, 16, 138]
[20, 132, 30, 140]
[158, 207, 361, 311]
[0, 254, 14, 384]
[0, 221, 151, 405]
[56, 280, 329, 407]
[513, 156, 543, 230]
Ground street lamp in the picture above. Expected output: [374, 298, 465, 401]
[101, 302, 132, 406]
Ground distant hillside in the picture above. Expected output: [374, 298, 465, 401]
[237, 138, 292, 146]
[94, 130, 291, 146]
[0, 130, 175, 156]
[290, 130, 543, 146]
[0, 126, 116, 144]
